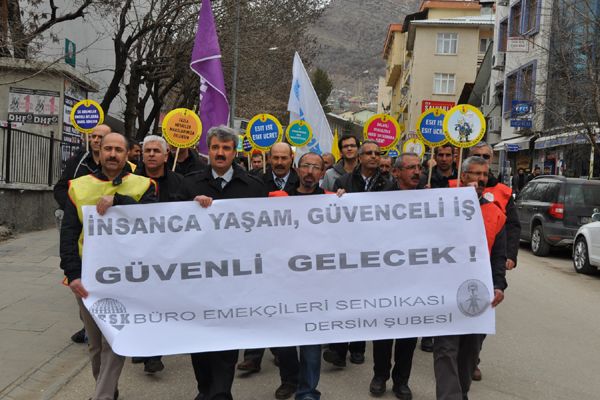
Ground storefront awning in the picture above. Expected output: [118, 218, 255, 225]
[534, 131, 592, 149]
[492, 135, 531, 152]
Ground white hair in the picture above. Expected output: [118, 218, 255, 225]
[142, 135, 168, 153]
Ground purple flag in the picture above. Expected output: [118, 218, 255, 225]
[190, 0, 230, 156]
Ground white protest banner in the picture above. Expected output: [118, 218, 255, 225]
[82, 188, 495, 357]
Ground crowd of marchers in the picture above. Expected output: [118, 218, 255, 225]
[54, 124, 520, 400]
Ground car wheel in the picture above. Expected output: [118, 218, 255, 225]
[531, 225, 550, 256]
[573, 237, 596, 274]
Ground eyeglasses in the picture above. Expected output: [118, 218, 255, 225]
[298, 163, 323, 171]
[361, 150, 381, 156]
[471, 153, 491, 160]
[341, 144, 358, 149]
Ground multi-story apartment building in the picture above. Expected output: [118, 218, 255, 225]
[382, 0, 493, 138]
[491, 0, 600, 178]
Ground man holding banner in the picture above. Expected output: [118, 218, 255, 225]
[433, 156, 507, 400]
[60, 132, 157, 400]
[176, 126, 267, 400]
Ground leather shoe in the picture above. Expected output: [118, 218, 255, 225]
[144, 358, 164, 374]
[349, 351, 365, 364]
[275, 382, 297, 399]
[237, 359, 261, 373]
[420, 337, 433, 352]
[322, 349, 346, 367]
[472, 366, 482, 381]
[369, 376, 387, 396]
[392, 384, 412, 400]
[70, 328, 86, 344]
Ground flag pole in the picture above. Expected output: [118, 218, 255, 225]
[229, 0, 241, 128]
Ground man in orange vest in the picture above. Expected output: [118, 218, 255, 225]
[466, 142, 521, 381]
[433, 156, 507, 400]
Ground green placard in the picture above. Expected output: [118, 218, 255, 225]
[65, 39, 76, 67]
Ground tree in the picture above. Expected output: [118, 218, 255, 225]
[0, 0, 94, 58]
[312, 67, 333, 113]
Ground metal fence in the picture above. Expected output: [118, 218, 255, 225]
[0, 125, 81, 186]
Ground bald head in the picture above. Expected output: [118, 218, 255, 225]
[270, 142, 294, 178]
[90, 124, 112, 154]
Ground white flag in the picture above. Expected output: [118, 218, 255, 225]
[288, 52, 333, 161]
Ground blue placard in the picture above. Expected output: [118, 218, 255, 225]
[243, 136, 253, 152]
[418, 112, 446, 145]
[511, 101, 532, 118]
[388, 149, 399, 157]
[248, 115, 281, 150]
[73, 102, 102, 131]
[510, 119, 532, 128]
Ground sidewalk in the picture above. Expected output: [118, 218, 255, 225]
[0, 229, 89, 400]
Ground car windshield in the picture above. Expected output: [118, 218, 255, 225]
[566, 184, 600, 206]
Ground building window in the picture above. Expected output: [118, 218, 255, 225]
[479, 38, 491, 53]
[436, 33, 458, 54]
[503, 61, 537, 116]
[523, 0, 540, 34]
[509, 1, 522, 36]
[433, 73, 456, 94]
[498, 18, 508, 51]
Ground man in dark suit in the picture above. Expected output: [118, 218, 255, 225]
[177, 125, 267, 400]
[262, 142, 299, 193]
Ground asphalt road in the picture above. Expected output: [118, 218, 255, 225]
[51, 244, 600, 400]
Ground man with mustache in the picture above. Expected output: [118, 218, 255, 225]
[369, 152, 421, 400]
[418, 144, 457, 189]
[433, 156, 507, 400]
[60, 132, 157, 400]
[176, 125, 267, 400]
[268, 152, 337, 400]
[261, 142, 299, 192]
[54, 123, 111, 345]
[379, 154, 394, 184]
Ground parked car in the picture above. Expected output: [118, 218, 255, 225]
[515, 176, 600, 256]
[573, 209, 600, 274]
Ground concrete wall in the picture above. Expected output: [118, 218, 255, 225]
[0, 185, 56, 233]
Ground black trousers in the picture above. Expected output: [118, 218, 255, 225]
[329, 341, 366, 357]
[275, 346, 300, 385]
[372, 338, 417, 385]
[190, 350, 238, 400]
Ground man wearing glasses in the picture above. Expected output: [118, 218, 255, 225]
[268, 152, 333, 400]
[321, 135, 360, 191]
[464, 142, 521, 382]
[368, 152, 421, 399]
[434, 156, 507, 400]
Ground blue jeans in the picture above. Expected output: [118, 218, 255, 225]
[295, 344, 321, 400]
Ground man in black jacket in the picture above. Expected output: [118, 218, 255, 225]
[129, 135, 183, 374]
[60, 132, 157, 400]
[176, 125, 267, 400]
[418, 144, 457, 189]
[333, 140, 394, 193]
[369, 153, 422, 400]
[53, 123, 111, 344]
[136, 135, 183, 203]
[325, 140, 393, 368]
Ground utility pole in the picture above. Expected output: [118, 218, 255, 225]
[229, 0, 241, 129]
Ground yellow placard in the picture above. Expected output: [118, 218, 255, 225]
[442, 105, 486, 148]
[402, 138, 425, 158]
[70, 99, 104, 134]
[161, 108, 202, 148]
